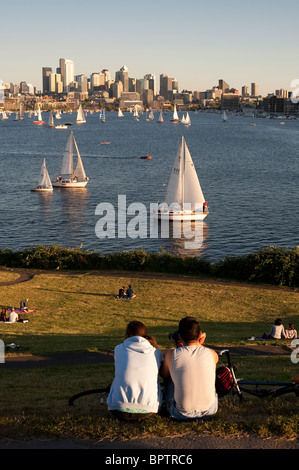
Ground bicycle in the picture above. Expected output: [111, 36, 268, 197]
[217, 349, 299, 401]
[68, 348, 299, 407]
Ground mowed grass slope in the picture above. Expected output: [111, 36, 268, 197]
[0, 271, 298, 353]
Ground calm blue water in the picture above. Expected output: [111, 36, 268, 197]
[0, 110, 298, 261]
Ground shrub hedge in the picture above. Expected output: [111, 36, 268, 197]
[0, 245, 298, 287]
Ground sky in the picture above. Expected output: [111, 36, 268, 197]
[1, 0, 298, 96]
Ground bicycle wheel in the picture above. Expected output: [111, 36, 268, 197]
[69, 385, 111, 406]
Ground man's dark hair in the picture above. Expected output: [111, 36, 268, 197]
[178, 316, 201, 342]
[125, 320, 147, 338]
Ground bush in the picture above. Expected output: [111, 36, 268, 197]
[0, 245, 298, 287]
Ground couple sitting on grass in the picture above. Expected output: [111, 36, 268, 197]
[116, 285, 136, 300]
[107, 317, 219, 422]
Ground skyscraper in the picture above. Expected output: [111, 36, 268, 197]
[115, 66, 129, 92]
[42, 67, 52, 93]
[64, 59, 74, 92]
[251, 83, 258, 97]
[160, 74, 173, 100]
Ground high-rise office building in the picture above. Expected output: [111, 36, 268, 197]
[64, 59, 74, 92]
[251, 82, 258, 97]
[160, 74, 173, 100]
[144, 74, 156, 95]
[42, 67, 52, 93]
[115, 66, 129, 92]
[219, 79, 230, 93]
[76, 74, 88, 93]
[242, 86, 249, 96]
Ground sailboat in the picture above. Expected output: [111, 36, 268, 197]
[118, 108, 124, 117]
[100, 109, 106, 123]
[133, 105, 139, 120]
[47, 111, 55, 128]
[184, 112, 191, 126]
[20, 102, 25, 120]
[154, 136, 208, 221]
[148, 109, 154, 120]
[157, 109, 164, 123]
[33, 105, 45, 125]
[76, 104, 86, 124]
[170, 104, 180, 122]
[222, 111, 227, 122]
[52, 131, 89, 188]
[31, 158, 53, 192]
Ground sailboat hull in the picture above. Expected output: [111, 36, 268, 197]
[31, 188, 53, 192]
[52, 180, 88, 188]
[154, 210, 208, 221]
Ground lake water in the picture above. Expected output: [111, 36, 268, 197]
[0, 110, 298, 262]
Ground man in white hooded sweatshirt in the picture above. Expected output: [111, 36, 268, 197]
[107, 321, 164, 420]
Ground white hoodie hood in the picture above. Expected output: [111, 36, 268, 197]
[107, 335, 164, 412]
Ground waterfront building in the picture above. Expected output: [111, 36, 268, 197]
[221, 92, 240, 111]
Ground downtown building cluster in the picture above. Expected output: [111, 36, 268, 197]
[1, 57, 298, 115]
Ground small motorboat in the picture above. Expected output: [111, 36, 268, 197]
[139, 155, 152, 160]
[100, 141, 110, 144]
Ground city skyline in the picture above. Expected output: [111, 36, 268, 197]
[1, 0, 299, 96]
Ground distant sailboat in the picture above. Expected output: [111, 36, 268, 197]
[33, 105, 45, 125]
[133, 105, 139, 120]
[222, 111, 227, 122]
[149, 109, 154, 120]
[47, 111, 55, 128]
[154, 136, 208, 221]
[31, 158, 53, 192]
[118, 108, 124, 117]
[52, 131, 89, 188]
[157, 109, 164, 123]
[100, 109, 106, 122]
[76, 105, 86, 124]
[184, 112, 191, 126]
[170, 104, 180, 122]
[20, 102, 25, 120]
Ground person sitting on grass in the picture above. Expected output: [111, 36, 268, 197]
[126, 285, 136, 299]
[262, 318, 287, 340]
[0, 308, 7, 322]
[117, 286, 126, 299]
[160, 316, 219, 422]
[285, 323, 297, 339]
[107, 320, 164, 421]
[8, 308, 19, 323]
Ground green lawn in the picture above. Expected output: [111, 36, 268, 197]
[0, 269, 298, 441]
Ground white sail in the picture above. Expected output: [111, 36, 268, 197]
[61, 132, 73, 176]
[184, 112, 191, 126]
[164, 136, 205, 211]
[37, 106, 43, 122]
[172, 104, 179, 121]
[164, 138, 184, 208]
[73, 136, 87, 180]
[181, 114, 186, 123]
[118, 108, 124, 117]
[20, 102, 25, 119]
[149, 110, 154, 120]
[39, 158, 53, 189]
[76, 105, 86, 123]
[222, 111, 227, 122]
[48, 111, 54, 127]
[183, 139, 205, 210]
[157, 109, 164, 123]
[133, 105, 139, 118]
